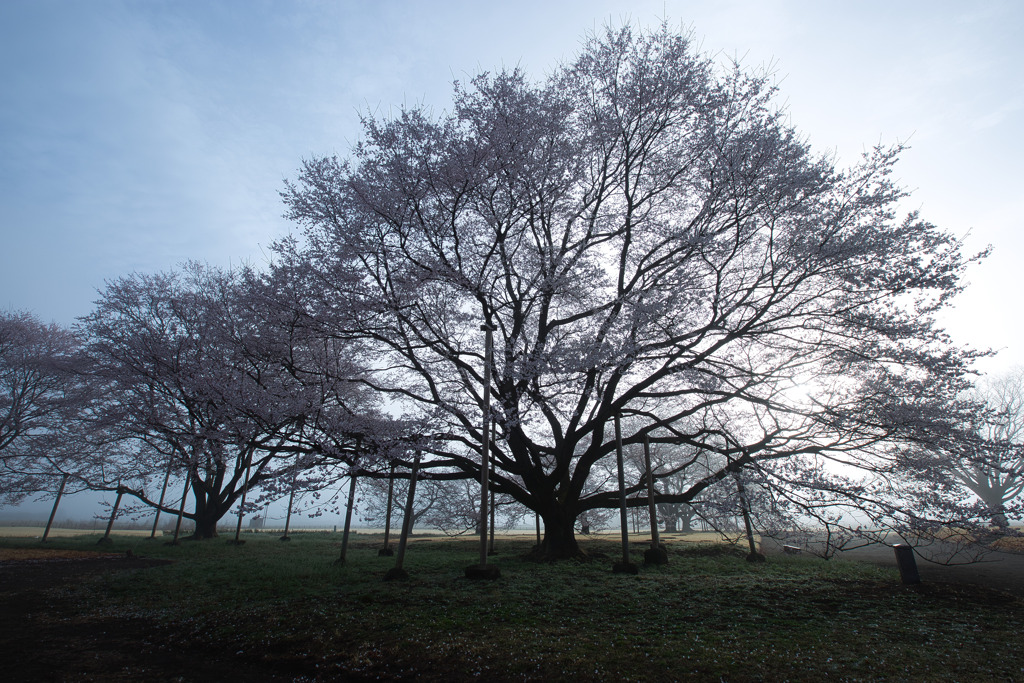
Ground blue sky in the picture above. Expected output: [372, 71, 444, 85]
[1, 0, 1022, 522]
[0, 1, 1015, 348]
[2, 1, 1022, 374]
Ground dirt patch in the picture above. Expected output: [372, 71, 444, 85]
[0, 547, 124, 562]
[0, 555, 323, 682]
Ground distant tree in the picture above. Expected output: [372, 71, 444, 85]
[360, 474, 469, 534]
[280, 23, 984, 559]
[646, 444, 716, 533]
[0, 310, 86, 502]
[80, 263, 385, 538]
[951, 371, 1024, 527]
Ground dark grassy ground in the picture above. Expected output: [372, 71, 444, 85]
[1, 532, 1022, 681]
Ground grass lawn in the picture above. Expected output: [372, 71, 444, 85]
[2, 531, 1021, 681]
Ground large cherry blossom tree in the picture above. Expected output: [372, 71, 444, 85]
[279, 24, 984, 559]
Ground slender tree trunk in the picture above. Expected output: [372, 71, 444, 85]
[41, 474, 68, 543]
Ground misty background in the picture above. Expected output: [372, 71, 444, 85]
[2, 0, 1021, 525]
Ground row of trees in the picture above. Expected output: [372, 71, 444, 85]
[3, 24, 1019, 558]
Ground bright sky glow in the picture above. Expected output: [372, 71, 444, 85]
[2, 1, 1021, 378]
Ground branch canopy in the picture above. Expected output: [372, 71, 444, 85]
[278, 23, 985, 556]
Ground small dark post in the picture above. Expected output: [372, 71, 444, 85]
[168, 471, 191, 545]
[643, 435, 668, 565]
[229, 464, 251, 545]
[149, 458, 174, 539]
[42, 473, 69, 543]
[893, 544, 921, 584]
[379, 461, 395, 556]
[98, 486, 124, 545]
[612, 413, 638, 574]
[336, 469, 359, 565]
[534, 512, 541, 547]
[385, 451, 421, 581]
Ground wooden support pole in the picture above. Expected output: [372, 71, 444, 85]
[613, 413, 637, 574]
[98, 487, 124, 545]
[643, 435, 668, 565]
[281, 469, 298, 542]
[488, 486, 497, 555]
[379, 461, 395, 556]
[644, 436, 660, 547]
[733, 466, 764, 562]
[150, 458, 174, 539]
[42, 473, 68, 543]
[337, 469, 359, 565]
[169, 471, 191, 545]
[477, 322, 496, 570]
[385, 451, 421, 581]
[231, 463, 251, 545]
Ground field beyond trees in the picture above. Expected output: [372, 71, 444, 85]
[1, 533, 1022, 681]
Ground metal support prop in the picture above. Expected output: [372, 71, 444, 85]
[478, 322, 496, 568]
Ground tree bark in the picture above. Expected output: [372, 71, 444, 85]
[192, 514, 221, 539]
[189, 481, 233, 539]
[529, 504, 584, 560]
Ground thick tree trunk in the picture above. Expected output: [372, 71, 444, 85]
[664, 516, 678, 533]
[192, 514, 221, 539]
[528, 505, 585, 561]
[980, 493, 1010, 529]
[188, 479, 233, 539]
[190, 495, 228, 539]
